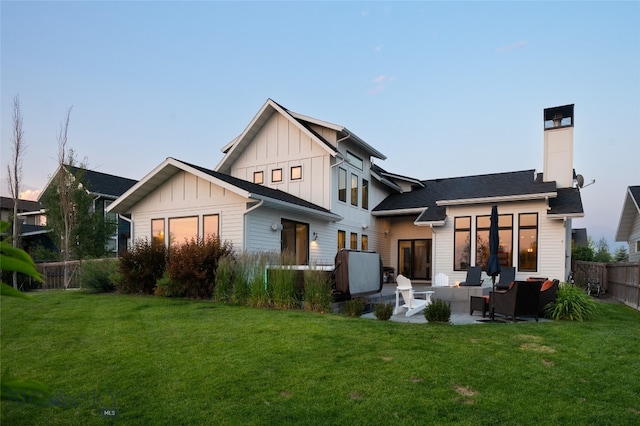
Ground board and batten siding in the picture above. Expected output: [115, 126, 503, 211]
[230, 112, 332, 210]
[432, 200, 570, 284]
[129, 171, 248, 251]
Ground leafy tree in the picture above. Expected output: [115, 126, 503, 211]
[593, 237, 612, 263]
[613, 245, 629, 262]
[572, 243, 593, 262]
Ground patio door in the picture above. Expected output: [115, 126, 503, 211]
[398, 239, 431, 280]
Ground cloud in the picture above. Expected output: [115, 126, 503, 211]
[497, 40, 527, 53]
[374, 44, 383, 53]
[19, 189, 42, 201]
[367, 74, 395, 94]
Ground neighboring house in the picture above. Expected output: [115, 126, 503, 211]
[39, 165, 138, 255]
[615, 186, 640, 263]
[108, 99, 584, 283]
[0, 196, 53, 256]
[571, 228, 588, 248]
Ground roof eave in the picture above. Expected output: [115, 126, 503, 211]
[371, 207, 427, 217]
[436, 192, 557, 206]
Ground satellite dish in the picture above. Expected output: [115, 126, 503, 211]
[576, 174, 584, 188]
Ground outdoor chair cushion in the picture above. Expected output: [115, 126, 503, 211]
[460, 266, 483, 286]
[541, 280, 554, 292]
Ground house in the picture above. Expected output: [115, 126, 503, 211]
[0, 196, 54, 255]
[615, 186, 640, 263]
[39, 165, 138, 255]
[108, 99, 583, 283]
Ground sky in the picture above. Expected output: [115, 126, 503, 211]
[1, 1, 639, 250]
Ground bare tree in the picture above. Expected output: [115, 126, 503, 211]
[6, 95, 25, 289]
[55, 107, 75, 289]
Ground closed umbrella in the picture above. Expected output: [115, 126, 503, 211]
[486, 205, 502, 320]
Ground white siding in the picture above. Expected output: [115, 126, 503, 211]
[230, 113, 332, 210]
[629, 213, 640, 263]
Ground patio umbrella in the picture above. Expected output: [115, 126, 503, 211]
[486, 205, 502, 320]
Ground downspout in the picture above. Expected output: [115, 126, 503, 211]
[119, 214, 133, 252]
[331, 132, 352, 168]
[243, 199, 264, 252]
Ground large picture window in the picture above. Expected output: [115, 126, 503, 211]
[338, 168, 347, 202]
[168, 216, 198, 246]
[476, 214, 513, 269]
[152, 218, 165, 244]
[454, 217, 472, 270]
[281, 219, 309, 265]
[518, 213, 538, 272]
[203, 214, 219, 238]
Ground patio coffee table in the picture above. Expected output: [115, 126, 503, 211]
[470, 295, 489, 317]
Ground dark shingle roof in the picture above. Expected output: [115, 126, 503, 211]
[67, 166, 137, 198]
[0, 196, 43, 212]
[630, 186, 640, 206]
[548, 188, 584, 216]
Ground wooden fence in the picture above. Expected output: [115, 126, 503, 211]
[573, 260, 640, 309]
[36, 260, 82, 289]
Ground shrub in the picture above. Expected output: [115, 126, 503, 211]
[303, 268, 333, 313]
[270, 254, 299, 309]
[374, 303, 394, 320]
[214, 255, 235, 303]
[230, 252, 252, 306]
[80, 259, 118, 293]
[116, 239, 166, 294]
[166, 236, 234, 299]
[545, 283, 599, 321]
[154, 272, 184, 297]
[343, 297, 366, 317]
[248, 252, 273, 308]
[424, 299, 451, 323]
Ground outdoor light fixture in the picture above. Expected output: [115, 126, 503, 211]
[313, 232, 318, 241]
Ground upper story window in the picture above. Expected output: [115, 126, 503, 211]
[350, 174, 358, 206]
[253, 171, 264, 184]
[362, 179, 369, 210]
[271, 168, 282, 183]
[347, 151, 363, 170]
[350, 232, 357, 250]
[291, 166, 302, 180]
[338, 168, 347, 202]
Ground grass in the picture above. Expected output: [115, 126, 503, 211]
[2, 291, 639, 425]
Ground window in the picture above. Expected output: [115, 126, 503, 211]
[362, 179, 369, 210]
[168, 216, 198, 246]
[346, 151, 363, 170]
[104, 200, 117, 224]
[454, 217, 471, 270]
[338, 168, 347, 202]
[271, 168, 282, 183]
[253, 171, 264, 184]
[203, 214, 219, 238]
[281, 219, 308, 265]
[518, 213, 538, 272]
[476, 214, 513, 269]
[337, 230, 346, 251]
[361, 235, 368, 251]
[399, 239, 432, 280]
[291, 166, 302, 180]
[350, 232, 357, 250]
[351, 174, 358, 206]
[636, 241, 640, 253]
[152, 219, 165, 244]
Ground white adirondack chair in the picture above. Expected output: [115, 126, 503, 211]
[434, 273, 449, 287]
[394, 275, 434, 317]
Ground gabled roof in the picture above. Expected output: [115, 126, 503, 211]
[373, 169, 583, 225]
[615, 185, 640, 241]
[370, 163, 423, 193]
[108, 157, 342, 222]
[216, 99, 385, 174]
[38, 165, 138, 202]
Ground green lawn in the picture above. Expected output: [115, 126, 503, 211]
[2, 291, 639, 425]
